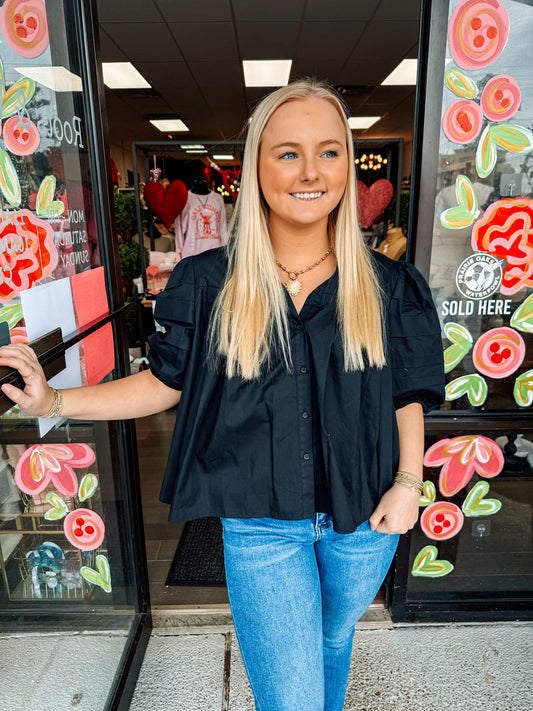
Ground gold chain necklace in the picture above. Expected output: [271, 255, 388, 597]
[276, 246, 333, 297]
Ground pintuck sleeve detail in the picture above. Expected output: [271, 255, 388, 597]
[389, 261, 445, 412]
[148, 257, 197, 390]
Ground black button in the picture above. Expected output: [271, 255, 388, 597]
[303, 452, 310, 461]
[300, 366, 308, 374]
[302, 411, 309, 419]
[296, 324, 303, 331]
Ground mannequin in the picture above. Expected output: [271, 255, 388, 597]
[174, 170, 227, 258]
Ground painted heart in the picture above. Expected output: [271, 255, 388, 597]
[440, 174, 479, 229]
[143, 179, 187, 229]
[80, 554, 112, 593]
[411, 545, 454, 578]
[443, 322, 473, 373]
[419, 480, 436, 507]
[146, 265, 159, 277]
[445, 374, 488, 406]
[462, 481, 502, 517]
[356, 179, 394, 229]
[44, 492, 68, 521]
[78, 473, 98, 502]
[514, 369, 533, 408]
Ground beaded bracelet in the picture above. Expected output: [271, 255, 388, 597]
[38, 388, 63, 419]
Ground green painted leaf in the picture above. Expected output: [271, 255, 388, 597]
[440, 205, 477, 230]
[1, 77, 35, 118]
[44, 492, 68, 521]
[411, 545, 454, 578]
[443, 322, 473, 373]
[462, 481, 502, 517]
[0, 148, 21, 207]
[81, 554, 112, 593]
[476, 126, 498, 179]
[514, 370, 533, 408]
[446, 374, 488, 406]
[510, 294, 533, 334]
[36, 175, 55, 211]
[0, 303, 23, 329]
[79, 473, 98, 502]
[419, 480, 436, 507]
[455, 175, 478, 213]
[489, 124, 533, 153]
[444, 68, 478, 99]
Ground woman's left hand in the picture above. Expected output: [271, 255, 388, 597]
[368, 483, 420, 534]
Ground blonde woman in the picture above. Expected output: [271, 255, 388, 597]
[0, 79, 444, 711]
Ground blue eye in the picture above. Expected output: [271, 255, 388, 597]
[280, 151, 297, 159]
[323, 150, 338, 158]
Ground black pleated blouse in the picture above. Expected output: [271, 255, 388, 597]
[148, 247, 445, 534]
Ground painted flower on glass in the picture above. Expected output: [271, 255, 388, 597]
[0, 209, 58, 303]
[15, 443, 95, 497]
[424, 434, 504, 497]
[471, 198, 533, 295]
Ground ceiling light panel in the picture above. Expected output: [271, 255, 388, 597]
[242, 59, 292, 87]
[102, 62, 151, 89]
[381, 59, 418, 86]
[15, 66, 82, 92]
[150, 119, 189, 132]
[213, 154, 234, 160]
[348, 116, 381, 130]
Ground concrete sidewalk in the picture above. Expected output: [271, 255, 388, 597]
[130, 622, 532, 711]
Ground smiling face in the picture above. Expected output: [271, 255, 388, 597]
[257, 97, 349, 236]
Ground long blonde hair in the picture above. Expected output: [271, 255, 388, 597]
[208, 78, 385, 380]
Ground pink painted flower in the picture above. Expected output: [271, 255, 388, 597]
[424, 435, 503, 497]
[14, 444, 95, 497]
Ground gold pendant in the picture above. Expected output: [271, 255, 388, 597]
[285, 278, 302, 296]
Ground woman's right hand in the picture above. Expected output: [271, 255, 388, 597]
[0, 344, 55, 417]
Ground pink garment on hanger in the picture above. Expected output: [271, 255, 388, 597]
[174, 191, 227, 258]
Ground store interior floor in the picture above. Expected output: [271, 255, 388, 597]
[136, 408, 229, 608]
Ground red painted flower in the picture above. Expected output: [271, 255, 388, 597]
[480, 75, 521, 121]
[471, 198, 533, 295]
[0, 208, 58, 303]
[424, 435, 504, 497]
[449, 0, 509, 70]
[64, 508, 105, 551]
[442, 99, 483, 144]
[0, 0, 49, 58]
[14, 444, 95, 497]
[421, 502, 464, 541]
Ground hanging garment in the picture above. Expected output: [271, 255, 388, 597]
[174, 191, 227, 258]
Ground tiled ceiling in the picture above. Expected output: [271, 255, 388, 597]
[97, 0, 422, 146]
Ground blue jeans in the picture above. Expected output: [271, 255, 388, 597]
[221, 514, 399, 711]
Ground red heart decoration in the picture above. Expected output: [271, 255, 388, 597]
[146, 265, 159, 277]
[143, 179, 188, 229]
[356, 179, 394, 229]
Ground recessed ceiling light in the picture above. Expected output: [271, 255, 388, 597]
[180, 144, 205, 149]
[15, 66, 82, 92]
[348, 116, 381, 130]
[185, 149, 207, 154]
[102, 62, 151, 89]
[150, 119, 189, 132]
[212, 154, 234, 160]
[242, 60, 292, 87]
[381, 59, 418, 86]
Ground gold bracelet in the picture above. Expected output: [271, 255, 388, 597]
[394, 471, 423, 495]
[38, 388, 63, 419]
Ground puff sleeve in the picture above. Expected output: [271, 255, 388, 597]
[389, 262, 445, 412]
[147, 257, 196, 390]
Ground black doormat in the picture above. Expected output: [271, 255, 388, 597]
[165, 517, 226, 587]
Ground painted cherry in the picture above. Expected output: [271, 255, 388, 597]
[3, 115, 40, 155]
[473, 327, 525, 379]
[64, 508, 105, 551]
[448, 0, 509, 70]
[481, 75, 521, 121]
[420, 502, 464, 541]
[443, 100, 483, 144]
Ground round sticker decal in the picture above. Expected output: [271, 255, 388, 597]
[456, 253, 503, 300]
